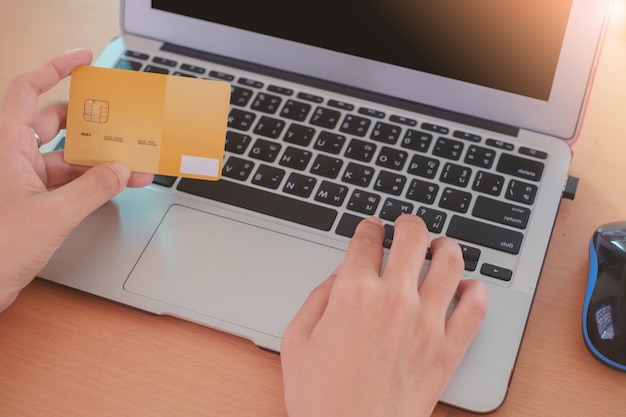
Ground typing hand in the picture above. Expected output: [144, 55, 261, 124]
[281, 214, 488, 417]
[0, 49, 153, 312]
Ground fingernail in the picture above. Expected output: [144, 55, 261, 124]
[107, 162, 131, 184]
[365, 217, 383, 226]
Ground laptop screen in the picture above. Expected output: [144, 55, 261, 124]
[152, 0, 572, 101]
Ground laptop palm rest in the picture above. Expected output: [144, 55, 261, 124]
[123, 204, 345, 340]
[123, 203, 530, 412]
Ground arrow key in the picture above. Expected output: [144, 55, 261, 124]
[480, 263, 513, 281]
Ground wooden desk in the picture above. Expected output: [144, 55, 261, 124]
[0, 1, 625, 416]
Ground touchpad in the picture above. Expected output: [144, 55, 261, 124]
[124, 204, 345, 338]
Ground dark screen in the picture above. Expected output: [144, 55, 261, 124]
[152, 0, 572, 101]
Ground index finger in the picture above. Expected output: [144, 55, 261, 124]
[338, 217, 385, 280]
[0, 49, 93, 126]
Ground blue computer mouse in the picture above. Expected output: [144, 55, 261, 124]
[583, 221, 626, 371]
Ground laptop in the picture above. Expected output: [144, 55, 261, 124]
[40, 0, 611, 413]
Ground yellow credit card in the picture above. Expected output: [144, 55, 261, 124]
[64, 65, 231, 180]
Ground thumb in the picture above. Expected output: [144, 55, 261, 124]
[52, 161, 131, 229]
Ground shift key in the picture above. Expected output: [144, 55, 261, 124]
[446, 215, 523, 254]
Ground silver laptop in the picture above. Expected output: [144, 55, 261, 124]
[40, 0, 611, 413]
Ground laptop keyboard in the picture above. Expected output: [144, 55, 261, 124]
[114, 50, 549, 283]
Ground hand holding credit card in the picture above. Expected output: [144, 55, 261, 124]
[64, 65, 231, 180]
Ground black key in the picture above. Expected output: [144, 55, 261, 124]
[370, 121, 401, 144]
[486, 138, 514, 151]
[496, 153, 544, 181]
[446, 215, 523, 254]
[153, 57, 177, 67]
[440, 163, 472, 188]
[460, 244, 481, 261]
[344, 139, 377, 162]
[347, 189, 381, 215]
[310, 106, 341, 129]
[335, 213, 365, 238]
[373, 171, 407, 196]
[152, 175, 177, 187]
[209, 70, 235, 81]
[254, 116, 285, 139]
[181, 64, 205, 75]
[310, 154, 343, 178]
[472, 171, 504, 196]
[314, 131, 346, 154]
[253, 116, 285, 139]
[144, 65, 169, 74]
[376, 146, 408, 171]
[464, 145, 496, 168]
[328, 99, 355, 111]
[228, 108, 256, 131]
[407, 154, 439, 179]
[342, 162, 375, 187]
[453, 130, 481, 142]
[230, 86, 254, 107]
[416, 206, 447, 233]
[224, 131, 252, 154]
[238, 77, 263, 88]
[177, 178, 338, 231]
[340, 114, 371, 137]
[248, 138, 282, 162]
[283, 173, 317, 198]
[125, 50, 149, 60]
[519, 146, 548, 160]
[281, 99, 312, 121]
[406, 179, 439, 204]
[222, 156, 255, 181]
[359, 107, 385, 119]
[172, 71, 196, 78]
[439, 187, 472, 213]
[506, 180, 538, 205]
[464, 259, 478, 272]
[400, 129, 433, 153]
[279, 146, 312, 170]
[267, 85, 293, 96]
[422, 122, 449, 135]
[472, 196, 530, 229]
[481, 263, 513, 281]
[380, 198, 414, 222]
[251, 92, 282, 114]
[251, 164, 286, 189]
[383, 224, 395, 249]
[314, 181, 349, 206]
[284, 123, 316, 146]
[433, 137, 464, 161]
[390, 115, 417, 127]
[460, 245, 481, 271]
[297, 92, 323, 103]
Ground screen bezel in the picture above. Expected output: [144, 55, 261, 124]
[122, 0, 610, 140]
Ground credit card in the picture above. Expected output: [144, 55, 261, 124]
[64, 65, 231, 180]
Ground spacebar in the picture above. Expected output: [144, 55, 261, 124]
[176, 178, 338, 231]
